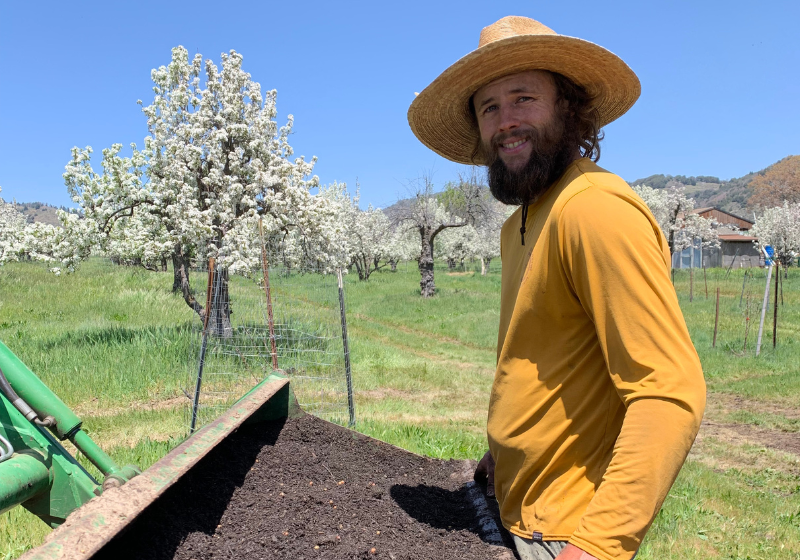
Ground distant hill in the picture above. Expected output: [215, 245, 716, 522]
[628, 166, 766, 218]
[13, 202, 68, 227]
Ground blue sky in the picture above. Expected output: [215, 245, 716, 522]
[1, 1, 797, 209]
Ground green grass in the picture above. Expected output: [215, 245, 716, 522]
[1, 259, 800, 559]
[642, 459, 800, 559]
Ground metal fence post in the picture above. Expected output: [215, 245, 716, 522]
[336, 268, 356, 427]
[191, 261, 221, 433]
[756, 249, 773, 357]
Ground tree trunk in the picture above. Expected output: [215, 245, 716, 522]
[172, 247, 184, 293]
[390, 260, 398, 272]
[171, 246, 233, 338]
[172, 246, 203, 317]
[480, 257, 486, 276]
[353, 256, 369, 281]
[161, 258, 168, 272]
[419, 230, 436, 297]
[447, 258, 456, 270]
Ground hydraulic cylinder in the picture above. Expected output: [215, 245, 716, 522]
[70, 430, 122, 478]
[0, 340, 81, 440]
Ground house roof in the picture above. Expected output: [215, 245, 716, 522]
[692, 206, 754, 225]
[719, 234, 758, 242]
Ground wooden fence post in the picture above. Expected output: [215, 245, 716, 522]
[743, 292, 752, 352]
[773, 262, 780, 349]
[258, 218, 278, 370]
[739, 269, 748, 307]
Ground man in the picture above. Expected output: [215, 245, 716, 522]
[407, 16, 706, 560]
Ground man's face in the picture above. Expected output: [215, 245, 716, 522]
[473, 70, 561, 173]
[472, 70, 578, 206]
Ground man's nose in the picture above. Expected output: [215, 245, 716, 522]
[497, 105, 520, 133]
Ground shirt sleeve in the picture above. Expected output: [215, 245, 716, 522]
[557, 187, 706, 560]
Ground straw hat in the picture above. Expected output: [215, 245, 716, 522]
[407, 16, 640, 165]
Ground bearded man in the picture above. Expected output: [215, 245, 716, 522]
[408, 16, 706, 560]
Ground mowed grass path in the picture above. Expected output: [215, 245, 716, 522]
[1, 260, 800, 559]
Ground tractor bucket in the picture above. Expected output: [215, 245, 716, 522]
[20, 374, 299, 560]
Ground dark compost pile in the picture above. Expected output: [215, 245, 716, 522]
[98, 414, 513, 559]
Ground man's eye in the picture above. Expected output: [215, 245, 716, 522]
[483, 105, 497, 114]
[517, 96, 533, 103]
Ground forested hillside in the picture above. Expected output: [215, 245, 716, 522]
[13, 202, 66, 226]
[629, 154, 800, 217]
[629, 171, 757, 216]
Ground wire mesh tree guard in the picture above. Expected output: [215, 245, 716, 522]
[186, 241, 355, 433]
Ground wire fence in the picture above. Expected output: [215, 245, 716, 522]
[670, 265, 797, 357]
[185, 244, 354, 432]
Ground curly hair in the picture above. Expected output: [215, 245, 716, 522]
[469, 71, 603, 163]
[551, 72, 603, 162]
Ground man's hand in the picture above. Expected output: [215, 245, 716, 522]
[555, 544, 599, 560]
[474, 450, 495, 497]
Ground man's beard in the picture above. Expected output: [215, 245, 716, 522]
[484, 111, 577, 206]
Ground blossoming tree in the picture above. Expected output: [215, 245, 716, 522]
[0, 188, 28, 265]
[437, 224, 477, 270]
[751, 202, 800, 270]
[383, 223, 420, 271]
[394, 172, 488, 297]
[60, 47, 334, 334]
[318, 182, 393, 281]
[471, 200, 510, 275]
[632, 184, 719, 255]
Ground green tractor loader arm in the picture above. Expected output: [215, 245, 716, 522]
[0, 334, 299, 559]
[0, 340, 140, 527]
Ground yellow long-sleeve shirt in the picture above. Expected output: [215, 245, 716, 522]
[487, 158, 706, 560]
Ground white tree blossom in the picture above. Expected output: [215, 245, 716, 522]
[318, 182, 401, 280]
[394, 171, 487, 297]
[470, 200, 510, 275]
[435, 196, 508, 275]
[632, 184, 719, 253]
[375, 222, 419, 272]
[0, 188, 28, 265]
[21, 213, 94, 274]
[751, 202, 800, 267]
[437, 224, 477, 270]
[56, 46, 336, 331]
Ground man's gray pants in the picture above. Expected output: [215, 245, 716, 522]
[513, 536, 638, 559]
[512, 536, 567, 560]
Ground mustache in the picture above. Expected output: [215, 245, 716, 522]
[489, 127, 537, 152]
[484, 116, 575, 207]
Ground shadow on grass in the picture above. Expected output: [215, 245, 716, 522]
[37, 323, 196, 350]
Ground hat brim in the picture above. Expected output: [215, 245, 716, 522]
[407, 34, 640, 165]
